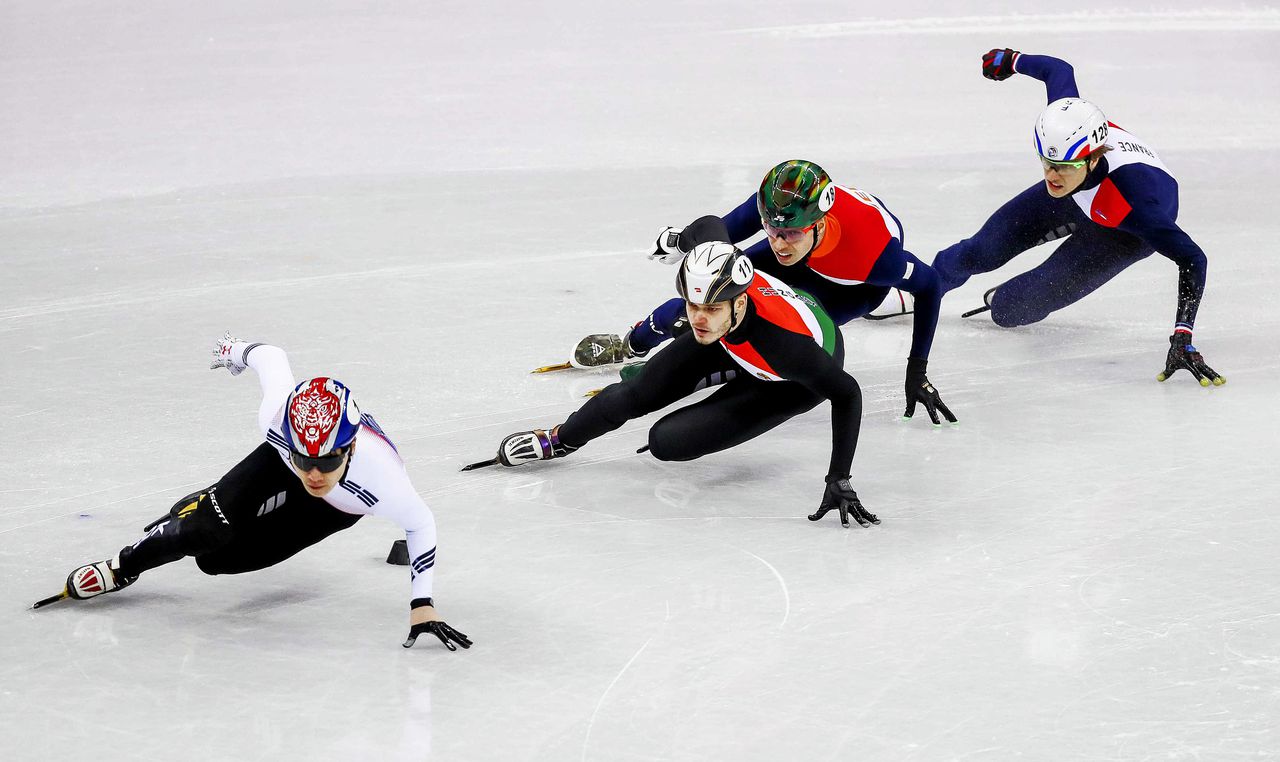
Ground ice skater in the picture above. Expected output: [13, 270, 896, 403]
[475, 218, 880, 529]
[35, 334, 471, 651]
[570, 159, 956, 425]
[934, 48, 1225, 387]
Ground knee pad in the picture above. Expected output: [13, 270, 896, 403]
[646, 429, 699, 462]
[170, 490, 233, 556]
[991, 298, 1047, 328]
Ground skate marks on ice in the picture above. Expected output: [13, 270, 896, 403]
[727, 9, 1280, 38]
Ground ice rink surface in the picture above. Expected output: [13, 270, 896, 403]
[3, 2, 1279, 760]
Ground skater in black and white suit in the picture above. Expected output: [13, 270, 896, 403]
[40, 333, 470, 651]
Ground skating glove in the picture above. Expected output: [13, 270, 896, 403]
[809, 476, 879, 528]
[903, 357, 957, 425]
[209, 331, 261, 376]
[403, 599, 472, 651]
[1157, 332, 1225, 387]
[982, 48, 1019, 81]
[650, 226, 687, 265]
[404, 620, 472, 651]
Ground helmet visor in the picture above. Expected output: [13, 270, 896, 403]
[290, 447, 348, 474]
[1040, 156, 1088, 172]
[761, 219, 814, 243]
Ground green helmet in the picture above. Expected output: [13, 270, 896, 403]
[756, 160, 835, 229]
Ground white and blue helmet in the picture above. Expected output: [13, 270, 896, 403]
[1034, 97, 1109, 162]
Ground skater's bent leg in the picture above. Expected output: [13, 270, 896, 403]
[648, 380, 824, 461]
[195, 497, 360, 575]
[822, 284, 892, 324]
[933, 183, 1083, 293]
[558, 333, 735, 449]
[991, 227, 1153, 327]
[115, 488, 231, 578]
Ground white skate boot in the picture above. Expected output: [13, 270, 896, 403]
[864, 288, 914, 320]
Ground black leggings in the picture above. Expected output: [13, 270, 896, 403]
[117, 442, 361, 577]
[558, 332, 838, 461]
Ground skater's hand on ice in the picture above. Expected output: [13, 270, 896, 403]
[982, 48, 1019, 81]
[650, 226, 686, 265]
[1157, 333, 1225, 387]
[403, 601, 472, 651]
[809, 476, 879, 528]
[903, 358, 957, 425]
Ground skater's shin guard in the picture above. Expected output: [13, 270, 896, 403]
[116, 489, 231, 577]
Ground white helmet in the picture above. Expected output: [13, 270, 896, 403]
[676, 241, 754, 305]
[1034, 98, 1108, 162]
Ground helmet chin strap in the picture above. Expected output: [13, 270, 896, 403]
[789, 220, 823, 266]
[804, 220, 824, 258]
[339, 441, 355, 483]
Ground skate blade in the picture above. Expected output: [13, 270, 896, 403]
[32, 588, 69, 610]
[569, 359, 623, 370]
[862, 310, 914, 322]
[460, 457, 501, 472]
[531, 362, 574, 374]
[960, 304, 992, 319]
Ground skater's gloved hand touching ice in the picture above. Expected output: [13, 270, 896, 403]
[808, 476, 879, 528]
[1157, 332, 1225, 387]
[902, 358, 957, 425]
[403, 599, 472, 651]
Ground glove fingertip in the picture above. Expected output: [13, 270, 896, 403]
[402, 637, 416, 649]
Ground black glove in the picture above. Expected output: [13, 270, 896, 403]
[982, 48, 1019, 81]
[903, 358, 957, 425]
[808, 476, 879, 528]
[1157, 333, 1225, 387]
[403, 620, 473, 651]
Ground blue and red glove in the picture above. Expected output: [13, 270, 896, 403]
[982, 48, 1019, 81]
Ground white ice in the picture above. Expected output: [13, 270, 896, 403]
[3, 2, 1279, 760]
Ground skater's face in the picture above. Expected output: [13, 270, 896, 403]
[291, 445, 351, 497]
[764, 218, 823, 266]
[1041, 157, 1097, 198]
[686, 294, 747, 344]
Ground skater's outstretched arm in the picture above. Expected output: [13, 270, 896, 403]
[210, 333, 296, 433]
[985, 49, 1081, 102]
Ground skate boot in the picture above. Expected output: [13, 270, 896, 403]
[864, 288, 915, 320]
[570, 328, 648, 369]
[961, 287, 997, 319]
[498, 426, 578, 466]
[65, 557, 137, 601]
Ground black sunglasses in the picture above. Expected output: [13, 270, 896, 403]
[290, 447, 349, 474]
